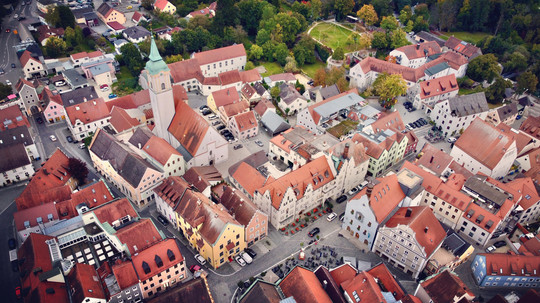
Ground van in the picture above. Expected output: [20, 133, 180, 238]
[240, 252, 253, 264]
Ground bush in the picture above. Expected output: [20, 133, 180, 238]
[237, 281, 244, 288]
[261, 271, 267, 277]
[315, 43, 332, 62]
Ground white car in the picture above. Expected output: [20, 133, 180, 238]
[347, 187, 359, 196]
[6, 80, 12, 86]
[240, 252, 253, 264]
[234, 255, 246, 267]
[194, 254, 206, 265]
[485, 246, 496, 253]
[49, 135, 57, 142]
[327, 212, 337, 222]
[13, 14, 18, 19]
[447, 137, 457, 143]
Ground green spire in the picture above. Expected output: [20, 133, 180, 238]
[145, 35, 169, 76]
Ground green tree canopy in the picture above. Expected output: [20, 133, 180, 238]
[333, 0, 355, 21]
[467, 54, 501, 83]
[0, 83, 13, 100]
[373, 73, 407, 108]
[119, 43, 144, 77]
[357, 4, 378, 26]
[332, 46, 345, 60]
[44, 36, 67, 58]
[485, 77, 512, 104]
[516, 71, 538, 94]
[380, 15, 399, 32]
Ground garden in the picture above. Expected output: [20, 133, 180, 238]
[308, 22, 365, 54]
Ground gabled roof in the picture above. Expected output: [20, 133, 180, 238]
[168, 58, 204, 83]
[112, 259, 140, 289]
[107, 21, 125, 31]
[366, 174, 406, 223]
[328, 138, 369, 169]
[218, 69, 242, 85]
[115, 218, 163, 256]
[369, 110, 405, 133]
[445, 36, 482, 59]
[60, 86, 99, 107]
[97, 3, 115, 18]
[447, 92, 489, 117]
[123, 26, 151, 40]
[232, 111, 257, 132]
[213, 185, 260, 226]
[340, 271, 385, 303]
[14, 202, 58, 231]
[384, 206, 446, 257]
[306, 88, 361, 124]
[0, 104, 30, 131]
[231, 161, 272, 196]
[105, 89, 150, 112]
[0, 143, 31, 173]
[478, 253, 540, 277]
[454, 118, 515, 169]
[496, 102, 518, 121]
[154, 176, 190, 209]
[15, 77, 40, 92]
[279, 83, 306, 105]
[55, 180, 114, 219]
[65, 98, 110, 125]
[260, 110, 290, 134]
[40, 87, 63, 108]
[183, 165, 222, 192]
[0, 125, 34, 148]
[212, 87, 241, 108]
[168, 101, 211, 158]
[367, 263, 406, 300]
[279, 267, 332, 303]
[16, 149, 73, 210]
[394, 41, 441, 60]
[507, 177, 540, 210]
[91, 198, 138, 226]
[239, 280, 281, 303]
[415, 31, 446, 47]
[520, 115, 540, 140]
[131, 239, 184, 281]
[19, 50, 40, 67]
[358, 57, 422, 82]
[146, 276, 215, 303]
[142, 136, 181, 166]
[416, 143, 454, 176]
[419, 74, 458, 100]
[109, 107, 141, 133]
[132, 11, 143, 22]
[420, 270, 474, 303]
[239, 69, 261, 83]
[154, 0, 172, 10]
[254, 99, 275, 117]
[192, 44, 246, 65]
[18, 233, 56, 291]
[67, 263, 106, 302]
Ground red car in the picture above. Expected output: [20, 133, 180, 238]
[189, 265, 201, 273]
[99, 84, 109, 89]
[15, 286, 21, 299]
[5, 29, 10, 33]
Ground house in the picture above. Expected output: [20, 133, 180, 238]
[114, 39, 129, 54]
[19, 50, 46, 80]
[508, 178, 540, 225]
[342, 175, 406, 250]
[444, 36, 482, 61]
[212, 184, 269, 247]
[264, 73, 296, 87]
[69, 50, 104, 68]
[194, 44, 246, 78]
[260, 110, 290, 136]
[431, 92, 489, 138]
[37, 25, 64, 46]
[0, 125, 39, 161]
[389, 41, 442, 68]
[40, 87, 65, 123]
[240, 69, 262, 85]
[415, 269, 475, 303]
[307, 84, 341, 102]
[240, 83, 261, 104]
[423, 228, 474, 276]
[471, 253, 540, 288]
[66, 263, 107, 303]
[0, 104, 30, 131]
[89, 129, 164, 207]
[123, 26, 151, 43]
[352, 130, 408, 177]
[182, 165, 222, 196]
[0, 141, 35, 186]
[253, 98, 275, 119]
[278, 266, 333, 303]
[96, 3, 126, 24]
[486, 103, 519, 126]
[65, 98, 110, 139]
[414, 31, 446, 47]
[253, 82, 271, 100]
[62, 68, 89, 90]
[297, 88, 364, 134]
[15, 78, 43, 115]
[327, 138, 370, 195]
[60, 86, 99, 108]
[107, 21, 126, 34]
[207, 86, 241, 113]
[408, 74, 459, 111]
[228, 111, 258, 140]
[278, 83, 309, 116]
[154, 0, 176, 14]
[132, 239, 187, 298]
[450, 118, 517, 178]
[53, 180, 114, 220]
[132, 11, 146, 24]
[36, 0, 57, 13]
[373, 206, 446, 279]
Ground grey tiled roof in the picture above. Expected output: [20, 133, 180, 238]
[0, 143, 30, 172]
[448, 92, 489, 117]
[60, 86, 98, 107]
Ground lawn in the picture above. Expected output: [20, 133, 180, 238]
[301, 60, 326, 79]
[309, 23, 363, 53]
[438, 31, 491, 45]
[116, 66, 133, 81]
[327, 120, 359, 139]
[261, 62, 283, 77]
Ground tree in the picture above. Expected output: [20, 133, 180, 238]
[357, 4, 378, 26]
[371, 31, 389, 50]
[270, 86, 281, 99]
[503, 52, 527, 73]
[485, 77, 512, 104]
[332, 46, 344, 60]
[467, 54, 501, 83]
[237, 0, 268, 36]
[256, 28, 271, 46]
[64, 27, 75, 47]
[57, 5, 75, 29]
[399, 5, 412, 24]
[165, 54, 183, 64]
[516, 71, 538, 94]
[284, 56, 299, 73]
[373, 73, 407, 109]
[274, 43, 289, 66]
[44, 36, 67, 58]
[314, 67, 326, 86]
[67, 157, 89, 185]
[326, 67, 349, 92]
[380, 15, 399, 32]
[334, 0, 355, 21]
[311, 0, 322, 20]
[120, 43, 144, 76]
[245, 61, 256, 70]
[293, 35, 316, 66]
[249, 44, 264, 61]
[212, 0, 239, 35]
[0, 83, 13, 100]
[141, 0, 153, 10]
[389, 29, 410, 49]
[371, 0, 393, 17]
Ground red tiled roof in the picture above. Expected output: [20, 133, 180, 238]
[507, 177, 540, 210]
[420, 270, 474, 303]
[109, 107, 140, 133]
[91, 198, 138, 226]
[232, 111, 257, 132]
[212, 87, 240, 108]
[37, 25, 65, 43]
[367, 174, 406, 223]
[253, 99, 275, 117]
[445, 37, 481, 58]
[67, 263, 106, 302]
[520, 116, 540, 141]
[257, 157, 334, 210]
[416, 143, 453, 175]
[154, 176, 190, 208]
[385, 206, 446, 257]
[88, 50, 104, 58]
[401, 295, 423, 303]
[189, 7, 213, 17]
[71, 51, 90, 61]
[105, 89, 150, 112]
[115, 218, 163, 255]
[239, 69, 261, 83]
[219, 70, 241, 85]
[154, 0, 171, 11]
[232, 162, 272, 196]
[419, 74, 458, 100]
[55, 181, 114, 219]
[132, 11, 142, 22]
[268, 73, 296, 82]
[168, 58, 204, 83]
[107, 21, 125, 31]
[183, 166, 222, 192]
[131, 238, 184, 281]
[359, 57, 422, 82]
[168, 101, 210, 157]
[192, 44, 246, 66]
[20, 50, 40, 67]
[519, 234, 540, 256]
[29, 282, 69, 303]
[478, 253, 540, 277]
[143, 136, 181, 165]
[455, 118, 515, 170]
[65, 98, 110, 125]
[18, 233, 56, 292]
[524, 147, 540, 185]
[351, 131, 406, 159]
[394, 41, 441, 60]
[16, 149, 74, 210]
[279, 267, 332, 303]
[0, 104, 30, 131]
[221, 99, 249, 118]
[369, 110, 405, 133]
[15, 77, 39, 92]
[367, 263, 406, 300]
[213, 185, 260, 226]
[112, 260, 140, 290]
[14, 202, 58, 231]
[329, 263, 358, 286]
[341, 271, 386, 303]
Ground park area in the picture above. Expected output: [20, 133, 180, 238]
[309, 22, 364, 53]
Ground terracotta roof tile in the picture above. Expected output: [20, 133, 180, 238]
[420, 270, 474, 303]
[65, 98, 110, 125]
[106, 89, 150, 112]
[478, 253, 540, 277]
[193, 44, 246, 66]
[367, 263, 406, 300]
[385, 206, 446, 257]
[55, 181, 114, 219]
[19, 50, 39, 67]
[279, 266, 332, 303]
[154, 176, 190, 208]
[359, 57, 422, 82]
[29, 282, 69, 303]
[168, 101, 210, 157]
[168, 59, 204, 83]
[369, 110, 406, 133]
[222, 99, 250, 118]
[0, 104, 30, 131]
[366, 174, 406, 223]
[254, 99, 275, 117]
[183, 166, 222, 192]
[115, 218, 163, 256]
[395, 41, 441, 60]
[507, 177, 540, 210]
[142, 136, 181, 165]
[14, 202, 58, 231]
[232, 111, 257, 132]
[189, 7, 213, 17]
[416, 143, 454, 175]
[445, 37, 481, 59]
[18, 233, 56, 291]
[232, 162, 271, 196]
[91, 198, 138, 226]
[419, 74, 458, 100]
[67, 263, 106, 302]
[219, 70, 241, 85]
[341, 271, 385, 302]
[212, 87, 240, 108]
[519, 116, 540, 141]
[109, 107, 140, 133]
[154, 0, 171, 10]
[112, 259, 140, 289]
[329, 263, 358, 286]
[239, 69, 261, 83]
[146, 277, 214, 303]
[213, 185, 259, 226]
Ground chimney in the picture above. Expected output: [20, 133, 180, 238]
[323, 280, 328, 290]
[343, 143, 350, 159]
[405, 208, 412, 217]
[430, 156, 433, 163]
[424, 227, 429, 233]
[138, 143, 141, 149]
[84, 97, 87, 102]
[416, 44, 420, 50]
[366, 183, 374, 199]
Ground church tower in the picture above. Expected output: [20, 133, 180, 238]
[145, 36, 175, 144]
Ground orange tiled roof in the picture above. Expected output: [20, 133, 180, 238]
[0, 104, 30, 131]
[168, 101, 210, 157]
[507, 177, 540, 210]
[112, 260, 139, 289]
[222, 99, 249, 118]
[455, 118, 515, 170]
[341, 271, 385, 302]
[109, 107, 140, 133]
[419, 74, 458, 100]
[91, 198, 138, 226]
[18, 233, 56, 292]
[213, 185, 260, 226]
[368, 174, 406, 223]
[55, 180, 113, 219]
[385, 206, 446, 257]
[168, 58, 204, 83]
[232, 111, 257, 132]
[142, 135, 181, 165]
[212, 87, 240, 108]
[65, 98, 110, 125]
[279, 267, 332, 303]
[154, 0, 171, 11]
[67, 263, 106, 302]
[369, 110, 405, 133]
[154, 176, 190, 208]
[239, 69, 261, 83]
[329, 263, 358, 286]
[445, 37, 481, 58]
[105, 89, 150, 112]
[232, 162, 272, 196]
[478, 253, 540, 277]
[218, 70, 241, 85]
[394, 41, 441, 60]
[183, 165, 222, 192]
[71, 51, 90, 60]
[14, 202, 58, 231]
[416, 143, 453, 176]
[257, 156, 334, 210]
[131, 238, 184, 282]
[20, 50, 40, 67]
[115, 218, 163, 255]
[520, 116, 540, 141]
[420, 270, 474, 303]
[192, 44, 246, 66]
[367, 263, 406, 300]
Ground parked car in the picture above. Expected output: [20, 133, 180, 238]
[233, 144, 243, 150]
[447, 137, 457, 143]
[79, 143, 86, 149]
[6, 79, 11, 86]
[516, 115, 522, 120]
[54, 80, 66, 86]
[245, 248, 257, 258]
[100, 83, 109, 89]
[240, 252, 253, 264]
[216, 125, 226, 131]
[49, 135, 57, 142]
[15, 286, 21, 299]
[339, 212, 345, 221]
[308, 227, 320, 237]
[211, 121, 221, 126]
[189, 264, 201, 273]
[307, 80, 314, 85]
[126, 5, 133, 9]
[108, 93, 117, 99]
[194, 254, 206, 265]
[0, 68, 4, 75]
[336, 195, 347, 203]
[347, 187, 359, 196]
[407, 107, 417, 112]
[157, 215, 168, 226]
[494, 241, 506, 248]
[13, 14, 18, 19]
[208, 114, 218, 120]
[8, 238, 16, 250]
[234, 255, 246, 267]
[408, 123, 417, 129]
[11, 63, 16, 68]
[327, 212, 337, 222]
[485, 245, 496, 253]
[255, 140, 264, 147]
[199, 105, 209, 112]
[220, 129, 230, 135]
[66, 135, 74, 143]
[202, 110, 212, 116]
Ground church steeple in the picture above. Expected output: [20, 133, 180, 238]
[145, 36, 169, 76]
